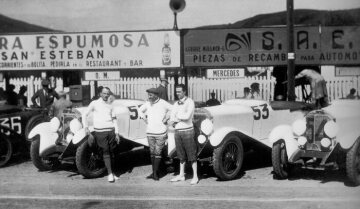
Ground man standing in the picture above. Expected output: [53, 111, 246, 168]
[82, 87, 120, 183]
[157, 77, 169, 101]
[169, 84, 199, 185]
[31, 79, 59, 108]
[139, 88, 172, 180]
[295, 69, 329, 108]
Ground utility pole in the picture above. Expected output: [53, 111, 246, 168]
[287, 0, 296, 101]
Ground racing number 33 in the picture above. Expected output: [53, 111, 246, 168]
[251, 104, 269, 120]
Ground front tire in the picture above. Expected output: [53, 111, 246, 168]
[272, 140, 291, 179]
[30, 138, 59, 171]
[0, 134, 12, 167]
[25, 114, 48, 140]
[346, 137, 360, 186]
[76, 140, 106, 178]
[212, 134, 244, 180]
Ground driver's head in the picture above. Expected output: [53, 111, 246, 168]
[101, 87, 111, 102]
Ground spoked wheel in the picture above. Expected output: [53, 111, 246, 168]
[212, 134, 244, 180]
[76, 141, 106, 178]
[0, 135, 12, 167]
[346, 137, 360, 186]
[272, 140, 292, 179]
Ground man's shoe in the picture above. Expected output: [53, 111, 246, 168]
[170, 175, 185, 182]
[108, 174, 115, 183]
[190, 178, 199, 185]
[146, 173, 154, 179]
[114, 175, 119, 180]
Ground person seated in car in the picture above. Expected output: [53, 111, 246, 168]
[346, 88, 357, 99]
[205, 91, 221, 106]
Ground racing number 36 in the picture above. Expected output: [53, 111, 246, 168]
[251, 104, 269, 120]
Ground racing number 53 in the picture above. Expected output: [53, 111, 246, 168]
[251, 104, 269, 120]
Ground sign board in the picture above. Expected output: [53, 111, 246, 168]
[206, 68, 245, 79]
[184, 26, 360, 67]
[84, 71, 121, 80]
[335, 67, 360, 76]
[0, 30, 181, 70]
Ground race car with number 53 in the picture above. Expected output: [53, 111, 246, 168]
[28, 97, 314, 181]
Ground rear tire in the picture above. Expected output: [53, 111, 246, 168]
[76, 141, 106, 178]
[272, 141, 292, 179]
[346, 137, 360, 186]
[0, 134, 12, 167]
[212, 134, 244, 180]
[30, 138, 59, 171]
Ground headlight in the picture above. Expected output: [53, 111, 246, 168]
[320, 137, 331, 148]
[324, 120, 338, 138]
[198, 134, 207, 144]
[292, 119, 306, 136]
[50, 117, 60, 132]
[201, 119, 214, 136]
[297, 136, 307, 146]
[70, 119, 82, 133]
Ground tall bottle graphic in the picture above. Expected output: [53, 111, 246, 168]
[162, 33, 171, 65]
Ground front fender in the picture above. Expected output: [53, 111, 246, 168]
[209, 127, 251, 147]
[28, 122, 59, 157]
[269, 125, 299, 160]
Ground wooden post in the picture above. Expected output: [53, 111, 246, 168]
[287, 0, 296, 101]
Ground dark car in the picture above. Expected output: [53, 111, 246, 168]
[0, 104, 46, 167]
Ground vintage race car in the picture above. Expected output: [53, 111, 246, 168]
[29, 98, 314, 180]
[269, 99, 360, 185]
[0, 104, 46, 167]
[28, 99, 147, 176]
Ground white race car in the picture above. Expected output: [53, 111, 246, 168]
[269, 99, 360, 185]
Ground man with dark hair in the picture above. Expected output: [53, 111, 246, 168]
[31, 79, 59, 108]
[346, 88, 357, 99]
[82, 87, 120, 183]
[205, 91, 221, 106]
[139, 87, 172, 180]
[169, 84, 199, 185]
[6, 84, 18, 105]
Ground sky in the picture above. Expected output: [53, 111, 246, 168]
[0, 0, 360, 32]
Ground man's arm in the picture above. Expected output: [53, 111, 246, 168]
[176, 101, 195, 121]
[31, 90, 40, 106]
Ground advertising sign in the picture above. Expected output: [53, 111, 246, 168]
[184, 26, 360, 67]
[335, 67, 360, 76]
[84, 71, 121, 80]
[206, 68, 245, 79]
[0, 30, 181, 70]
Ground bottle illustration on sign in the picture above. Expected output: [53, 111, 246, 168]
[162, 33, 171, 65]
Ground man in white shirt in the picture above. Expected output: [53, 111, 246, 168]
[169, 84, 199, 185]
[139, 88, 172, 181]
[82, 87, 120, 183]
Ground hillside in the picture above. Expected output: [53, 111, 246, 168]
[197, 8, 360, 29]
[0, 14, 54, 33]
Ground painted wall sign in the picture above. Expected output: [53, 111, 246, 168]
[84, 71, 121, 80]
[206, 68, 245, 79]
[0, 31, 180, 70]
[184, 26, 360, 67]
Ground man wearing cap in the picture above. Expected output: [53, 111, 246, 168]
[169, 84, 199, 185]
[48, 90, 72, 120]
[157, 77, 169, 101]
[31, 79, 59, 108]
[139, 87, 172, 180]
